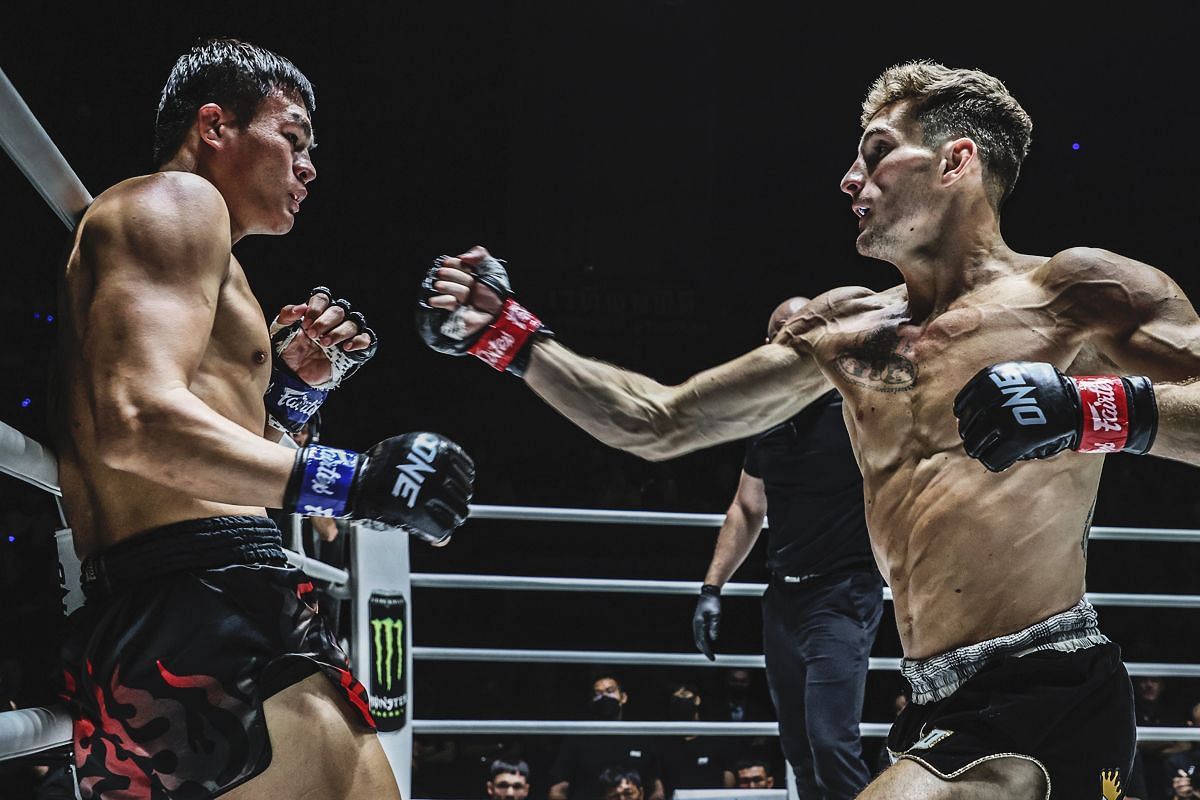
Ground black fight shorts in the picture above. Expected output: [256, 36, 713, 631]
[887, 642, 1136, 799]
[59, 516, 375, 799]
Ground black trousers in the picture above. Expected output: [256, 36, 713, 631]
[762, 571, 883, 800]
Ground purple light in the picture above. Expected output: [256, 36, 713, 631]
[20, 398, 31, 408]
[1071, 142, 1081, 151]
[46, 315, 55, 323]
[6, 536, 14, 543]
[32, 312, 40, 320]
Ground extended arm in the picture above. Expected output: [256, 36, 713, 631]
[419, 245, 831, 461]
[525, 338, 826, 461]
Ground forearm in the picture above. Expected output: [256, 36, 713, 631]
[1149, 379, 1200, 465]
[525, 338, 823, 461]
[98, 386, 294, 507]
[704, 504, 765, 586]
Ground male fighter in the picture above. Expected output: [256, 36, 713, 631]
[418, 60, 1200, 798]
[53, 39, 473, 798]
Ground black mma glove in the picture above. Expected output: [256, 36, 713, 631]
[265, 287, 379, 434]
[283, 431, 474, 545]
[692, 584, 722, 661]
[953, 361, 1157, 473]
[416, 253, 552, 378]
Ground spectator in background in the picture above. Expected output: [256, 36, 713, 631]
[656, 681, 735, 795]
[487, 759, 531, 800]
[712, 668, 783, 784]
[548, 670, 664, 800]
[1137, 676, 1187, 797]
[735, 756, 776, 790]
[600, 767, 645, 800]
[718, 669, 772, 724]
[1166, 702, 1200, 800]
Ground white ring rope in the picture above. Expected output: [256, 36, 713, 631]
[468, 505, 1200, 543]
[413, 647, 1200, 679]
[408, 720, 1200, 743]
[0, 66, 92, 229]
[410, 573, 1200, 609]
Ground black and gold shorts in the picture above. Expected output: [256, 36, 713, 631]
[887, 641, 1136, 799]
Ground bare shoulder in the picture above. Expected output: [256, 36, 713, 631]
[773, 284, 895, 348]
[1036, 246, 1191, 332]
[81, 172, 230, 266]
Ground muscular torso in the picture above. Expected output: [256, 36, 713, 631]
[54, 180, 273, 557]
[794, 263, 1109, 658]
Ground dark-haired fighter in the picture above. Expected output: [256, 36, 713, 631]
[421, 61, 1200, 798]
[54, 39, 472, 799]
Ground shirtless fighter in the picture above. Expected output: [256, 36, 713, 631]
[417, 61, 1200, 798]
[53, 39, 473, 798]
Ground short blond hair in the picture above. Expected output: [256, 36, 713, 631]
[861, 60, 1033, 207]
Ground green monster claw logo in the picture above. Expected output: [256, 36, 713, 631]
[371, 617, 405, 694]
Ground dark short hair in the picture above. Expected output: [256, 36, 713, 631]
[154, 38, 316, 166]
[599, 767, 642, 791]
[489, 759, 530, 780]
[590, 667, 624, 693]
[734, 755, 772, 776]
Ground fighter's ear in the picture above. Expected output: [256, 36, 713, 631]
[197, 103, 234, 152]
[941, 137, 977, 186]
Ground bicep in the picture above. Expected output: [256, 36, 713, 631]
[1095, 265, 1200, 382]
[732, 470, 768, 519]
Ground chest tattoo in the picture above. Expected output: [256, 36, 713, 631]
[834, 326, 917, 393]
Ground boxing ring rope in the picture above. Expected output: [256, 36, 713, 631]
[411, 572, 1200, 609]
[0, 67, 92, 228]
[413, 647, 1200, 679]
[2, 63, 1200, 789]
[467, 504, 1200, 543]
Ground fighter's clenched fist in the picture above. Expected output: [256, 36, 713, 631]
[416, 246, 552, 376]
[953, 361, 1158, 472]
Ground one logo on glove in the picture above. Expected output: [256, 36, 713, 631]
[391, 433, 440, 508]
[988, 368, 1047, 426]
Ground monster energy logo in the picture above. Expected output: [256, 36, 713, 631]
[371, 617, 404, 693]
[367, 592, 408, 731]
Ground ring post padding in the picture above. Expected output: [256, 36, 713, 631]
[350, 521, 413, 799]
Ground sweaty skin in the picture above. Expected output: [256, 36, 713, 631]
[432, 100, 1200, 660]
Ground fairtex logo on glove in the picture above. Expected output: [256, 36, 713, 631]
[1074, 376, 1129, 453]
[297, 446, 359, 517]
[468, 299, 543, 372]
[391, 433, 440, 508]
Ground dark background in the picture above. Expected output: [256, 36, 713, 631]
[1, 3, 1199, 794]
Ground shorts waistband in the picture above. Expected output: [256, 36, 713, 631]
[900, 598, 1110, 705]
[81, 515, 287, 601]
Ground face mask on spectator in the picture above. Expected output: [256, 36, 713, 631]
[591, 694, 622, 720]
[668, 696, 697, 720]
